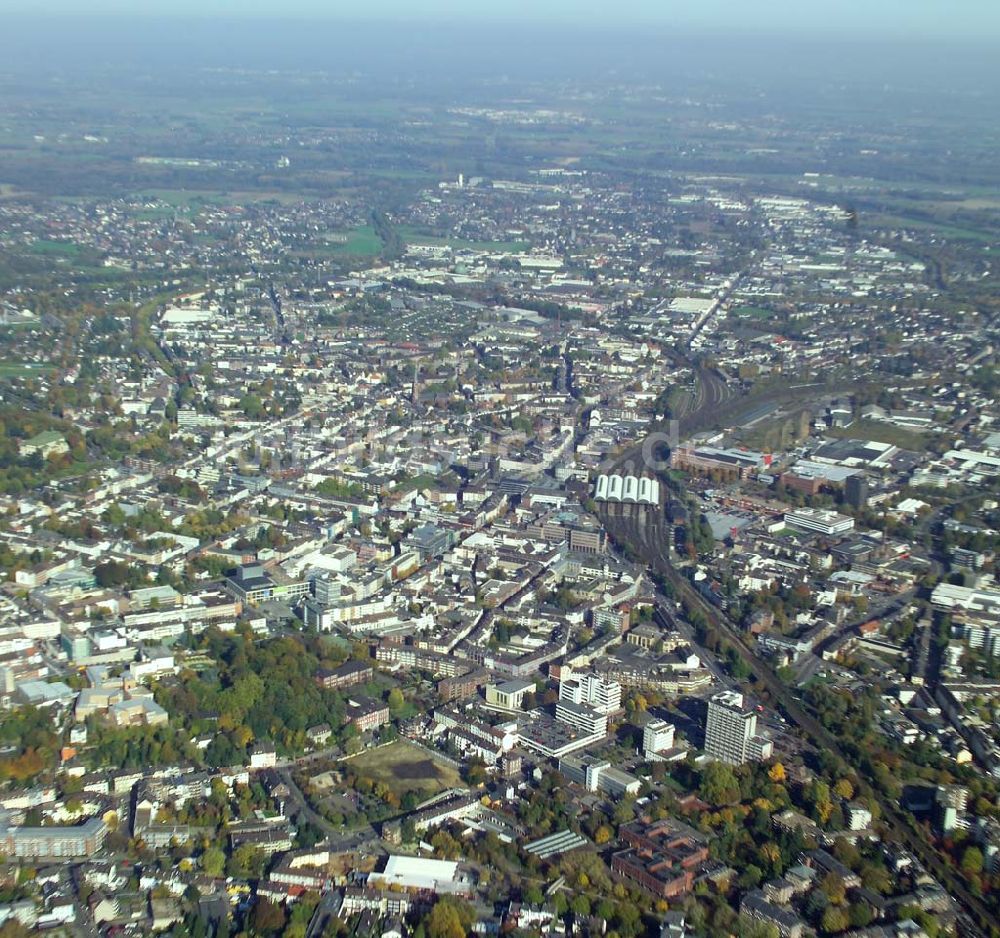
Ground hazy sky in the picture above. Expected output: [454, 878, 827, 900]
[3, 0, 999, 40]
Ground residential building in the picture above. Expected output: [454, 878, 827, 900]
[0, 815, 106, 859]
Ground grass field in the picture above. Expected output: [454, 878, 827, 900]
[323, 226, 384, 257]
[0, 362, 53, 377]
[826, 419, 929, 452]
[345, 740, 463, 798]
[868, 212, 996, 243]
[28, 239, 86, 257]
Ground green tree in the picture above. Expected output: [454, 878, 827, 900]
[239, 394, 265, 420]
[425, 898, 474, 938]
[523, 884, 544, 906]
[821, 905, 849, 934]
[960, 845, 984, 876]
[699, 761, 740, 805]
[201, 846, 225, 877]
[735, 920, 778, 938]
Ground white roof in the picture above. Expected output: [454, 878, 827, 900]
[161, 307, 215, 325]
[370, 856, 459, 891]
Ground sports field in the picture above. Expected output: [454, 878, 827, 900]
[345, 740, 463, 798]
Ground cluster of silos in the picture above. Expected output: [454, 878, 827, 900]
[594, 473, 660, 505]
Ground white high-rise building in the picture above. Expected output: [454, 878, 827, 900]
[935, 785, 969, 834]
[704, 691, 772, 766]
[643, 719, 676, 760]
[558, 671, 622, 714]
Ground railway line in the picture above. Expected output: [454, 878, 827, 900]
[595, 485, 995, 937]
[582, 358, 1000, 935]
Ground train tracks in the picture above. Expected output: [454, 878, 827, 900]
[598, 502, 995, 937]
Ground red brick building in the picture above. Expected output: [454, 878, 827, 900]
[315, 661, 373, 691]
[611, 819, 709, 899]
[346, 696, 389, 733]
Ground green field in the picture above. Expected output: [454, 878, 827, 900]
[323, 226, 384, 257]
[826, 419, 930, 452]
[0, 362, 53, 377]
[345, 740, 464, 798]
[28, 239, 86, 257]
[868, 212, 996, 244]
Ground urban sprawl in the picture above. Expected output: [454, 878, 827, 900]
[0, 92, 999, 938]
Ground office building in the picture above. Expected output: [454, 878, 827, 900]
[643, 719, 676, 760]
[559, 753, 641, 796]
[844, 473, 869, 509]
[485, 679, 534, 712]
[558, 671, 621, 714]
[704, 691, 772, 766]
[783, 508, 855, 536]
[935, 785, 969, 834]
[555, 699, 608, 736]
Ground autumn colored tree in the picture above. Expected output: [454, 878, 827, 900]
[425, 898, 474, 938]
[250, 898, 286, 936]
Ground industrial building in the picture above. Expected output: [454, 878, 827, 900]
[594, 474, 660, 505]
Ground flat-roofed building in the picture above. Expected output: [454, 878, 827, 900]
[783, 508, 855, 536]
[559, 671, 621, 714]
[0, 815, 106, 859]
[643, 719, 676, 759]
[368, 855, 471, 895]
[485, 679, 535, 712]
[931, 582, 1000, 617]
[559, 752, 640, 796]
[705, 691, 772, 766]
[611, 819, 708, 900]
[555, 699, 607, 736]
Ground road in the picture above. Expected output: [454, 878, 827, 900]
[796, 491, 985, 686]
[794, 586, 919, 685]
[266, 766, 381, 856]
[306, 890, 342, 938]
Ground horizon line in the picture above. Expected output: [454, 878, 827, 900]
[2, 10, 999, 44]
